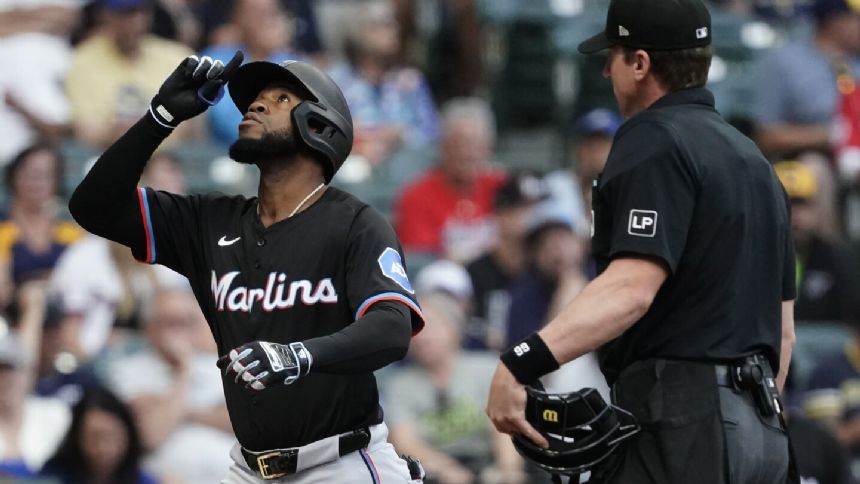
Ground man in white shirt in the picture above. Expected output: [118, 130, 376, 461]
[106, 287, 234, 484]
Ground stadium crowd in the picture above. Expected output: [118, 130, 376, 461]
[2, 0, 860, 483]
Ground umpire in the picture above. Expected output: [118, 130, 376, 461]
[486, 0, 798, 482]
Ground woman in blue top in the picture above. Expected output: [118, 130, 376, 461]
[200, 0, 306, 147]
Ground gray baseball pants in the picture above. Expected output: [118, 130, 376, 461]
[221, 423, 421, 484]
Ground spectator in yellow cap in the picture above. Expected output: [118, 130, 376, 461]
[775, 161, 818, 201]
[775, 160, 859, 323]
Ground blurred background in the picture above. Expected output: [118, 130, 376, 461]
[3, 0, 860, 482]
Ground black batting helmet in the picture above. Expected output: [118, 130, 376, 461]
[513, 385, 640, 482]
[227, 60, 353, 183]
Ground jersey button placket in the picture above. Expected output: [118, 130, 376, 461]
[256, 238, 266, 247]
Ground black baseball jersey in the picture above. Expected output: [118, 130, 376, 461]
[591, 88, 795, 384]
[132, 185, 424, 450]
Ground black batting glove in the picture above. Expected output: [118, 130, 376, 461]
[217, 341, 313, 391]
[149, 50, 243, 129]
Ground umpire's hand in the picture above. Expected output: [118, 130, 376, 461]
[149, 50, 243, 129]
[218, 340, 312, 391]
[486, 363, 549, 449]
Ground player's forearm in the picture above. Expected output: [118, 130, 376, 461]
[539, 258, 666, 365]
[539, 279, 643, 364]
[302, 301, 411, 374]
[69, 115, 170, 243]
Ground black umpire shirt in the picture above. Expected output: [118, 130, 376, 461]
[591, 88, 795, 385]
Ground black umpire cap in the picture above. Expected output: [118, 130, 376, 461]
[578, 0, 712, 53]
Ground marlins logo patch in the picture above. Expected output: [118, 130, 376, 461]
[378, 247, 414, 294]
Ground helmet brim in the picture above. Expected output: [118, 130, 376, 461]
[227, 61, 316, 115]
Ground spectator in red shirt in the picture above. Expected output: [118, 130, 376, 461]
[394, 97, 506, 263]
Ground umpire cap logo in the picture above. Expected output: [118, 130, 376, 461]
[378, 247, 415, 294]
[543, 409, 559, 423]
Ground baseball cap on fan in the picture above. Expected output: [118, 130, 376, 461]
[494, 173, 548, 210]
[774, 161, 818, 202]
[578, 0, 712, 54]
[576, 109, 622, 137]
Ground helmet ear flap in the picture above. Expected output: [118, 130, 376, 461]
[291, 101, 353, 183]
[228, 60, 354, 182]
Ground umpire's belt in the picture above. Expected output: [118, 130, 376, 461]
[714, 363, 738, 388]
[714, 354, 784, 417]
[713, 354, 774, 389]
[241, 427, 371, 479]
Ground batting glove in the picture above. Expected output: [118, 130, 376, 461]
[217, 341, 312, 391]
[149, 50, 243, 129]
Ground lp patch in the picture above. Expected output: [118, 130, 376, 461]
[628, 210, 657, 237]
[378, 247, 414, 293]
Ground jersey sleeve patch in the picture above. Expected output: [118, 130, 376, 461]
[355, 292, 425, 335]
[627, 209, 658, 237]
[136, 187, 156, 264]
[377, 247, 414, 294]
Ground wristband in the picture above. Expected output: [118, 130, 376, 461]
[148, 100, 177, 130]
[284, 342, 313, 385]
[500, 333, 560, 385]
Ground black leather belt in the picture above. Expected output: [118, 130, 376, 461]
[242, 428, 371, 479]
[714, 355, 774, 388]
[714, 364, 735, 388]
[717, 355, 784, 417]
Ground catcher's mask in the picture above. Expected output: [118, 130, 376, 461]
[513, 383, 640, 483]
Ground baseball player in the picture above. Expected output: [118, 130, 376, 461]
[486, 0, 798, 482]
[69, 52, 426, 483]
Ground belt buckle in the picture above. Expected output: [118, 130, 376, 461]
[257, 451, 289, 480]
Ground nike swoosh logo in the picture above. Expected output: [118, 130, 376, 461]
[218, 236, 241, 247]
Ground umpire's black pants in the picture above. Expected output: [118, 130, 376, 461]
[603, 359, 792, 484]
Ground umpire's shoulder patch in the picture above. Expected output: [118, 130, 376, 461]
[378, 247, 414, 294]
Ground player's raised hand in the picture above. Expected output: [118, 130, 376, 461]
[149, 50, 244, 129]
[217, 340, 312, 391]
[198, 50, 243, 106]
